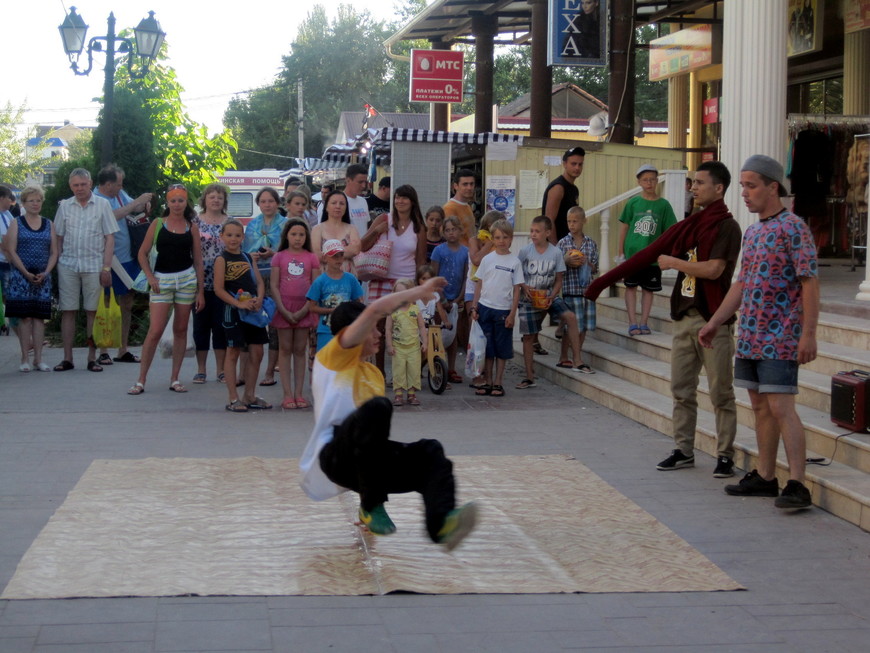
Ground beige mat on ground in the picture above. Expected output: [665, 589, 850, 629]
[2, 455, 741, 598]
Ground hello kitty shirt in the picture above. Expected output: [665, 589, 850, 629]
[271, 249, 321, 329]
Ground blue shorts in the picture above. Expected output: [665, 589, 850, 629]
[734, 358, 799, 394]
[477, 304, 513, 360]
[111, 259, 141, 296]
[562, 295, 596, 332]
[518, 297, 570, 335]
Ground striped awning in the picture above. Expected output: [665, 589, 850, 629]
[375, 128, 523, 145]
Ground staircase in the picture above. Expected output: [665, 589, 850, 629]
[518, 284, 870, 532]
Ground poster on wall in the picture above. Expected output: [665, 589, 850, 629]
[844, 0, 870, 34]
[548, 0, 607, 67]
[787, 0, 824, 57]
[486, 176, 517, 226]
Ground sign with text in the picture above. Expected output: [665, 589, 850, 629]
[702, 98, 719, 125]
[409, 49, 464, 103]
[548, 0, 607, 67]
[649, 25, 714, 81]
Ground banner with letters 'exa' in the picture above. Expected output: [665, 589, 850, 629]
[548, 0, 607, 67]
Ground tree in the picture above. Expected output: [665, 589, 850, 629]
[0, 102, 44, 187]
[93, 36, 238, 202]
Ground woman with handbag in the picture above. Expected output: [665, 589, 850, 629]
[128, 185, 205, 395]
[2, 186, 58, 372]
[360, 184, 427, 373]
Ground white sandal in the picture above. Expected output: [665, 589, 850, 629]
[128, 382, 145, 395]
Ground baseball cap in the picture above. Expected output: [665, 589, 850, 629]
[636, 164, 658, 177]
[322, 239, 345, 256]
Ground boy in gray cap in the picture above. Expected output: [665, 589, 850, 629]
[698, 154, 819, 510]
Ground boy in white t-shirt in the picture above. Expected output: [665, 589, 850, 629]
[299, 276, 477, 550]
[469, 219, 523, 398]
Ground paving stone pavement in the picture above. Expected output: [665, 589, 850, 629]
[0, 333, 869, 652]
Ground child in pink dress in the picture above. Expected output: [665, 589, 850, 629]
[271, 219, 320, 409]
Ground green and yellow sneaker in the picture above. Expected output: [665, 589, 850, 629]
[358, 503, 397, 535]
[436, 502, 478, 551]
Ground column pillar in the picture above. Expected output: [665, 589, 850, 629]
[472, 14, 497, 133]
[843, 30, 870, 116]
[529, 0, 552, 138]
[667, 75, 689, 149]
[721, 0, 787, 232]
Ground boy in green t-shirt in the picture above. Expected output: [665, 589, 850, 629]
[617, 164, 677, 336]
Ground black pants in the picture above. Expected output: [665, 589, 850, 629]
[319, 396, 456, 541]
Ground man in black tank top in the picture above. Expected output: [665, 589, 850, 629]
[542, 146, 585, 243]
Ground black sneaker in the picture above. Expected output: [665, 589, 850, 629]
[724, 470, 779, 497]
[656, 449, 694, 471]
[774, 480, 812, 510]
[713, 456, 735, 478]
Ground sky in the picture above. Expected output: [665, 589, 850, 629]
[3, 0, 413, 137]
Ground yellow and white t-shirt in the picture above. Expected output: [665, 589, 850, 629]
[299, 330, 385, 500]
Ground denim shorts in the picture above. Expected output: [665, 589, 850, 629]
[477, 304, 513, 360]
[734, 358, 799, 394]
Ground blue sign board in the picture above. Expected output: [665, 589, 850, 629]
[548, 0, 607, 67]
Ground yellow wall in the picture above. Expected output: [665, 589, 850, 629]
[497, 129, 670, 149]
[486, 141, 684, 260]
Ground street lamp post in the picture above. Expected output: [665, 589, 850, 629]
[58, 6, 165, 166]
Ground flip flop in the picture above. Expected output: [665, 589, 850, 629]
[515, 378, 537, 389]
[639, 325, 652, 335]
[127, 382, 145, 395]
[169, 381, 188, 393]
[54, 360, 74, 372]
[246, 396, 272, 410]
[226, 399, 248, 413]
[282, 398, 298, 410]
[259, 379, 277, 386]
[628, 325, 642, 336]
[295, 397, 311, 409]
[556, 360, 574, 368]
[113, 352, 140, 363]
[86, 360, 103, 372]
[97, 353, 113, 366]
[192, 373, 207, 384]
[575, 364, 595, 374]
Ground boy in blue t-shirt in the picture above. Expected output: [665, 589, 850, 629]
[430, 216, 469, 382]
[306, 239, 364, 352]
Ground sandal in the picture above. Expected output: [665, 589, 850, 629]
[556, 360, 574, 368]
[246, 396, 272, 410]
[217, 373, 226, 383]
[86, 360, 103, 372]
[639, 325, 652, 335]
[628, 325, 642, 336]
[490, 384, 505, 397]
[127, 382, 145, 395]
[226, 399, 248, 412]
[97, 353, 113, 366]
[192, 373, 207, 384]
[259, 378, 277, 386]
[296, 397, 311, 409]
[281, 398, 298, 410]
[169, 380, 188, 393]
[515, 378, 537, 389]
[407, 393, 421, 406]
[113, 351, 140, 363]
[393, 394, 404, 407]
[54, 360, 74, 372]
[575, 364, 595, 374]
[448, 370, 463, 383]
[533, 342, 548, 355]
[475, 384, 492, 396]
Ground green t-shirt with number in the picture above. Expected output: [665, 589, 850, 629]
[619, 196, 678, 261]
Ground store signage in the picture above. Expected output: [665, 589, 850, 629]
[547, 0, 607, 67]
[649, 25, 714, 82]
[409, 49, 464, 103]
[702, 98, 719, 125]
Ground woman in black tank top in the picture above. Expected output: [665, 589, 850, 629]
[129, 185, 205, 396]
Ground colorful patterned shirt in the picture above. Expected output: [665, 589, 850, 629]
[736, 210, 818, 361]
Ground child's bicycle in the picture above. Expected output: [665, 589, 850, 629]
[424, 317, 451, 394]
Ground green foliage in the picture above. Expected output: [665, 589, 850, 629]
[0, 101, 45, 187]
[94, 34, 237, 204]
[42, 157, 96, 219]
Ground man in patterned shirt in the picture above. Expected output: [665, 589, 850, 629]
[699, 155, 819, 510]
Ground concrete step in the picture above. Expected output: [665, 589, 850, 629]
[520, 340, 870, 532]
[536, 328, 870, 476]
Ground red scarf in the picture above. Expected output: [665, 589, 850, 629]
[586, 199, 735, 313]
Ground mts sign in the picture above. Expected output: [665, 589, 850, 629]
[409, 49, 464, 103]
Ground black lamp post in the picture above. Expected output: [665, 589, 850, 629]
[58, 6, 165, 166]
